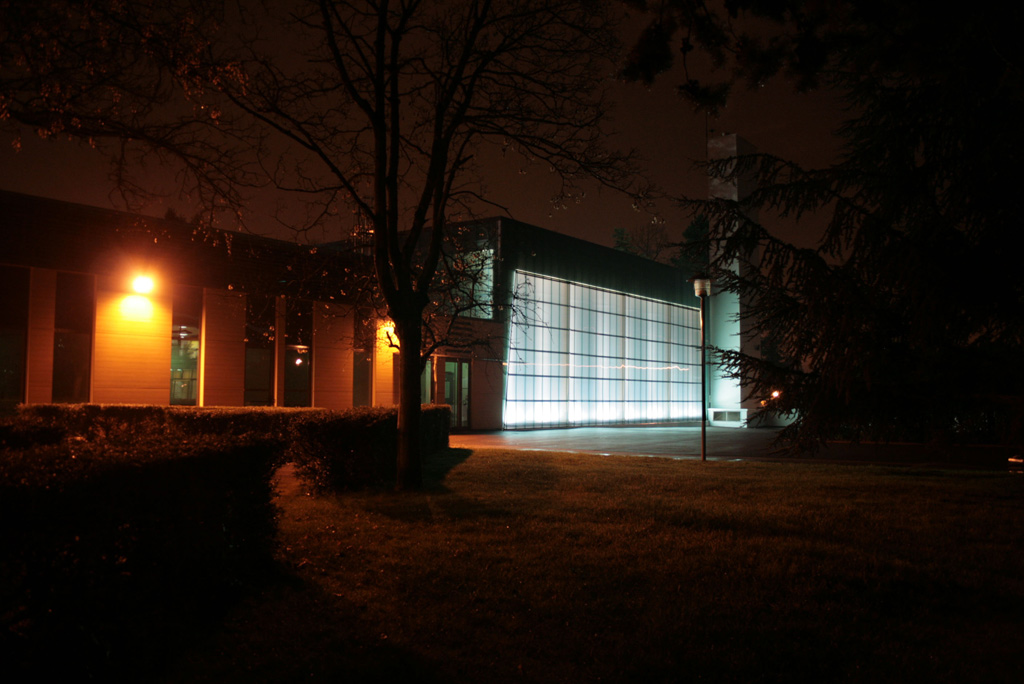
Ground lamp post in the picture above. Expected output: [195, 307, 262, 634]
[691, 277, 711, 462]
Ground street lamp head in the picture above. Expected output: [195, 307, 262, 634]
[690, 276, 711, 298]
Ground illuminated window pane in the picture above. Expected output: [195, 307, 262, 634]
[171, 286, 202, 406]
[505, 271, 701, 428]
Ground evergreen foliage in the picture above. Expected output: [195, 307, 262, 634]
[628, 1, 1024, 446]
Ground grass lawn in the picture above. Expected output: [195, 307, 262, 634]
[160, 448, 1024, 683]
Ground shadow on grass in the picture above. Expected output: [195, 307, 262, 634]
[2, 566, 276, 681]
[369, 447, 534, 523]
[423, 446, 473, 489]
[157, 571, 450, 683]
[3, 559, 452, 683]
[363, 447, 515, 523]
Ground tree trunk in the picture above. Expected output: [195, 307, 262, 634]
[394, 316, 423, 491]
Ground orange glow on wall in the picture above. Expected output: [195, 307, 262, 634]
[377, 321, 397, 349]
[119, 294, 155, 320]
[94, 275, 171, 405]
[374, 320, 398, 406]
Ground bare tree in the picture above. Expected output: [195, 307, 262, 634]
[2, 0, 641, 489]
[0, 1, 259, 215]
[216, 0, 645, 488]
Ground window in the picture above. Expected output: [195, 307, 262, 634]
[244, 293, 276, 406]
[352, 314, 373, 407]
[52, 271, 94, 403]
[170, 286, 202, 405]
[0, 265, 29, 410]
[283, 298, 312, 407]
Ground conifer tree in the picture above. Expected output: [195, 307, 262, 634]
[628, 1, 1024, 446]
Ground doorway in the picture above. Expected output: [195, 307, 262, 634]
[438, 357, 471, 430]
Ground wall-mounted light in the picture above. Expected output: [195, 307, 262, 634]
[133, 275, 155, 294]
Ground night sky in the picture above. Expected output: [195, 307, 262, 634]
[0, 13, 843, 250]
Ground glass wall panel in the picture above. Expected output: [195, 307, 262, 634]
[504, 270, 700, 428]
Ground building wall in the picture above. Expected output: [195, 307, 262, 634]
[92, 275, 172, 404]
[11, 260, 725, 431]
[5, 192, 740, 429]
[1, 191, 377, 413]
[313, 302, 356, 410]
[471, 357, 505, 430]
[707, 133, 759, 423]
[16, 276, 375, 411]
[199, 288, 246, 407]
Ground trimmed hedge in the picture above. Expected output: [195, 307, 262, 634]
[1, 402, 450, 677]
[15, 402, 298, 443]
[1, 430, 281, 679]
[14, 402, 452, 490]
[1, 402, 452, 677]
[288, 407, 398, 490]
[287, 405, 451, 491]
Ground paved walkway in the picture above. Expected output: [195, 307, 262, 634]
[451, 426, 1017, 468]
[451, 426, 782, 461]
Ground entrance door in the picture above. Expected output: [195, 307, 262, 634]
[439, 358, 471, 430]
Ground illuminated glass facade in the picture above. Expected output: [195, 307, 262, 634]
[504, 270, 701, 428]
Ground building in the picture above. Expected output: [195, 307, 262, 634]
[0, 190, 746, 429]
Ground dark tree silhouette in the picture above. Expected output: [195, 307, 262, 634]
[626, 1, 1024, 448]
[612, 222, 670, 261]
[0, 1, 252, 212]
